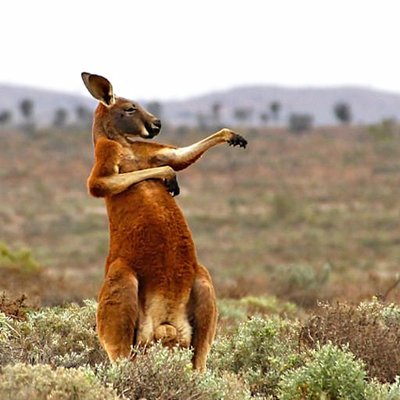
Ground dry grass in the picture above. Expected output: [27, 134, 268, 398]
[0, 293, 30, 320]
[1, 125, 400, 304]
[300, 300, 400, 383]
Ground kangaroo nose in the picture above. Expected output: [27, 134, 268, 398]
[152, 119, 162, 133]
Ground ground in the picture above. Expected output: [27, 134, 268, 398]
[0, 123, 400, 306]
[1, 124, 400, 398]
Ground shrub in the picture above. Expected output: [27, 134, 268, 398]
[0, 300, 106, 367]
[300, 300, 400, 383]
[278, 343, 368, 400]
[238, 296, 297, 317]
[0, 293, 30, 320]
[96, 343, 251, 400]
[0, 301, 251, 399]
[0, 312, 14, 342]
[365, 377, 400, 400]
[217, 298, 249, 329]
[368, 119, 397, 142]
[288, 113, 313, 132]
[0, 363, 118, 400]
[270, 263, 331, 307]
[209, 316, 302, 397]
[270, 192, 300, 221]
[218, 296, 297, 330]
[0, 242, 41, 273]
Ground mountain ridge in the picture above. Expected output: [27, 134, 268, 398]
[1, 83, 400, 126]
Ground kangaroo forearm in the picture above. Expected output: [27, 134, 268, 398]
[157, 130, 230, 171]
[88, 166, 172, 197]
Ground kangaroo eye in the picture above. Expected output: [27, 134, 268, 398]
[124, 107, 136, 113]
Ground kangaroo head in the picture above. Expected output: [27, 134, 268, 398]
[81, 72, 161, 143]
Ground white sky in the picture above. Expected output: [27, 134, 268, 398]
[2, 0, 400, 100]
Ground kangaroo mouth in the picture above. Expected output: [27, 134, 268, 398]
[125, 131, 155, 143]
[140, 129, 156, 140]
[145, 121, 161, 138]
[125, 135, 137, 143]
[125, 122, 161, 142]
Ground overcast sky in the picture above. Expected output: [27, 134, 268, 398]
[2, 0, 400, 100]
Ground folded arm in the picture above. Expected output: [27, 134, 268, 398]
[88, 166, 177, 197]
[88, 138, 178, 198]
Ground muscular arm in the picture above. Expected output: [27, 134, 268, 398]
[88, 166, 177, 197]
[87, 129, 246, 197]
[154, 129, 247, 171]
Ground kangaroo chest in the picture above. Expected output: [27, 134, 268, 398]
[118, 148, 147, 173]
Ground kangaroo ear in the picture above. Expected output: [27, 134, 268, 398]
[81, 72, 116, 106]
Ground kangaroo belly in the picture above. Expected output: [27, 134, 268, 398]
[104, 181, 196, 348]
[106, 181, 197, 277]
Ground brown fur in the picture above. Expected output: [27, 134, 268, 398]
[82, 73, 247, 371]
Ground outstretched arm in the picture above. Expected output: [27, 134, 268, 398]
[154, 129, 247, 171]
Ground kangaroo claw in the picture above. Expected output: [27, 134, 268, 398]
[228, 134, 247, 149]
[165, 176, 180, 197]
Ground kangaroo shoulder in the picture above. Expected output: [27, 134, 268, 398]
[94, 138, 123, 163]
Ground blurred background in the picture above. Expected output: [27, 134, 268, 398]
[1, 0, 400, 308]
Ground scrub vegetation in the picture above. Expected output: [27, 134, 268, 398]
[1, 124, 400, 398]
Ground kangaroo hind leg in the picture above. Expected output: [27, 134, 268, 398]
[97, 258, 138, 361]
[189, 264, 218, 371]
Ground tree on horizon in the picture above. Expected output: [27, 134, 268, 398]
[333, 102, 352, 125]
[53, 108, 68, 127]
[270, 101, 281, 122]
[0, 110, 12, 127]
[233, 107, 253, 126]
[19, 98, 35, 135]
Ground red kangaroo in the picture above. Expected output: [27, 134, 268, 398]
[82, 73, 247, 371]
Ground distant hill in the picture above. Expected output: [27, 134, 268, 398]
[0, 84, 94, 126]
[1, 83, 400, 127]
[163, 85, 400, 126]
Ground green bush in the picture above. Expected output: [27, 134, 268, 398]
[270, 263, 331, 307]
[209, 316, 302, 397]
[218, 296, 297, 330]
[238, 296, 297, 317]
[0, 242, 41, 273]
[3, 299, 399, 399]
[300, 300, 400, 383]
[358, 298, 400, 324]
[0, 301, 251, 399]
[365, 377, 400, 400]
[278, 343, 368, 400]
[0, 300, 105, 367]
[0, 363, 118, 400]
[96, 343, 250, 400]
[368, 119, 396, 142]
[0, 312, 14, 342]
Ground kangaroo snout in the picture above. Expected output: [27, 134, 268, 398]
[151, 119, 162, 133]
[146, 119, 162, 138]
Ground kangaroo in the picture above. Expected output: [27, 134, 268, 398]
[82, 72, 247, 371]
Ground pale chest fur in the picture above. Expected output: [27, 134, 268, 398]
[118, 147, 142, 173]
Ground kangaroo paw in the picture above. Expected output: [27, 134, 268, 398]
[228, 133, 247, 149]
[164, 176, 180, 197]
